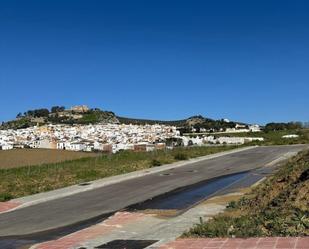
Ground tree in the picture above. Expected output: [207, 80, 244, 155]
[24, 108, 49, 117]
[265, 122, 302, 132]
[34, 108, 50, 117]
[26, 110, 34, 116]
[51, 106, 65, 113]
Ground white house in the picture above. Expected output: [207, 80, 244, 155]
[57, 141, 67, 150]
[218, 137, 245, 144]
[0, 143, 13, 150]
[37, 139, 57, 149]
[66, 141, 86, 151]
[249, 124, 261, 132]
[282, 134, 299, 138]
[244, 137, 264, 142]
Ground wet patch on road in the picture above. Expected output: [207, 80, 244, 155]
[127, 167, 278, 217]
[0, 212, 113, 249]
[127, 172, 249, 212]
[0, 239, 35, 249]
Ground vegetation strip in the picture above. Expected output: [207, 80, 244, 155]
[0, 145, 239, 201]
[183, 149, 309, 237]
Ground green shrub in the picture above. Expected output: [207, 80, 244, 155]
[174, 153, 189, 160]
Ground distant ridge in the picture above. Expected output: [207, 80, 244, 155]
[117, 116, 189, 126]
[117, 115, 240, 132]
[0, 105, 245, 131]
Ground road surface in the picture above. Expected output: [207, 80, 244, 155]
[0, 145, 307, 238]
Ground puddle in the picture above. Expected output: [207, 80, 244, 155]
[129, 172, 249, 210]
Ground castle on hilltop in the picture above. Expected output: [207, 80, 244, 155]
[70, 105, 89, 113]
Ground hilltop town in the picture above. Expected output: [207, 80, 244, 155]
[0, 105, 266, 152]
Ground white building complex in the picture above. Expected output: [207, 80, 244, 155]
[0, 123, 264, 153]
[0, 123, 179, 153]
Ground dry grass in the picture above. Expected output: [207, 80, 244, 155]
[0, 149, 98, 169]
[202, 192, 248, 206]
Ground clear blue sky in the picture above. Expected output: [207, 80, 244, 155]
[1, 0, 308, 124]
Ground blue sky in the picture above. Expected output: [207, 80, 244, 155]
[0, 0, 308, 124]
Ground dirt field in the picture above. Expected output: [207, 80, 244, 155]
[0, 149, 98, 169]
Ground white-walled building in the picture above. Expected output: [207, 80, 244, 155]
[282, 134, 299, 138]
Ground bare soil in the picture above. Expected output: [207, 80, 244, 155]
[0, 149, 98, 169]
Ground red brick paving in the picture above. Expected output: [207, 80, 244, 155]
[32, 212, 148, 249]
[28, 209, 309, 249]
[159, 237, 309, 249]
[0, 201, 21, 213]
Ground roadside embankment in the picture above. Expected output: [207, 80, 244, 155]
[183, 149, 309, 237]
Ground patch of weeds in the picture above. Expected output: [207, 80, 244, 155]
[75, 169, 100, 180]
[150, 159, 162, 167]
[174, 153, 189, 160]
[0, 193, 14, 202]
[184, 215, 265, 238]
[226, 200, 238, 209]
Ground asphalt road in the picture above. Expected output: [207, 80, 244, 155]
[0, 145, 307, 237]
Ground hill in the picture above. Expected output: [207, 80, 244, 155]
[0, 106, 119, 129]
[1, 105, 244, 131]
[117, 115, 239, 132]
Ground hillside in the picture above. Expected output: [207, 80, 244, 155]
[184, 149, 309, 237]
[1, 106, 243, 131]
